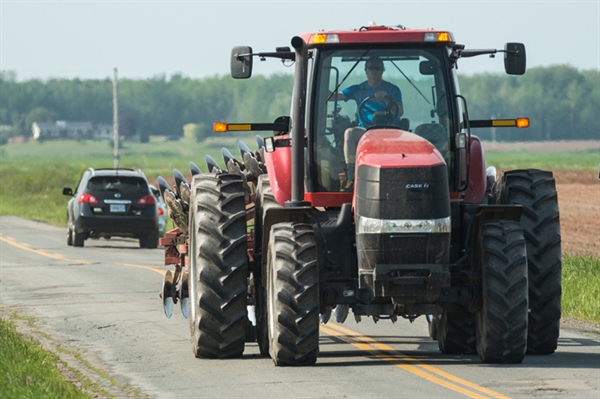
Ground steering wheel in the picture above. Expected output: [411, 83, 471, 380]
[357, 94, 400, 127]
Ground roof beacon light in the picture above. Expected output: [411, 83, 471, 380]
[309, 34, 340, 44]
[424, 32, 451, 42]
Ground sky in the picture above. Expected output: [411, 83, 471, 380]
[1, 0, 599, 82]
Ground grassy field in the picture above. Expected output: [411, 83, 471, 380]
[0, 317, 97, 399]
[0, 138, 598, 397]
[562, 255, 600, 325]
[485, 149, 599, 171]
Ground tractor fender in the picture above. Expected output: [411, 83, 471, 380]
[464, 136, 486, 204]
[264, 135, 292, 206]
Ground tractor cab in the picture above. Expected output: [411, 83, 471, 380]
[309, 45, 454, 193]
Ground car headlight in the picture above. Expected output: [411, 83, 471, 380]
[357, 215, 451, 234]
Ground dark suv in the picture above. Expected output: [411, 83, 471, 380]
[63, 168, 159, 248]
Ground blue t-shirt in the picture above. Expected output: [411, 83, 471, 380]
[341, 80, 402, 127]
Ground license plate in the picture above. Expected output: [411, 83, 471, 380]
[110, 204, 126, 213]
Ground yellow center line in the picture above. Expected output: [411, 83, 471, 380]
[328, 323, 510, 399]
[0, 235, 167, 275]
[121, 263, 166, 275]
[321, 323, 511, 399]
[0, 234, 93, 264]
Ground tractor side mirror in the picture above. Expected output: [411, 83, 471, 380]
[504, 43, 526, 75]
[231, 46, 253, 79]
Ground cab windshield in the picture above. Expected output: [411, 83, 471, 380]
[311, 47, 453, 192]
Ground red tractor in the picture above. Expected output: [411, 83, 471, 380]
[158, 25, 562, 366]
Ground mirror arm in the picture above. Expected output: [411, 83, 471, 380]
[236, 52, 296, 61]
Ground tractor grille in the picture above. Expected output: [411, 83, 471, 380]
[356, 164, 449, 220]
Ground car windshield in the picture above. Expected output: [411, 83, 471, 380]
[87, 176, 148, 194]
[311, 47, 452, 192]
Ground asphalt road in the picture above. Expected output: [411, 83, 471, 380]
[1, 216, 599, 399]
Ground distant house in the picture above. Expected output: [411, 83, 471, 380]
[33, 121, 94, 140]
[32, 121, 115, 141]
[95, 124, 114, 140]
[32, 122, 60, 140]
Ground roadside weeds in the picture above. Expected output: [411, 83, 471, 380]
[0, 308, 147, 399]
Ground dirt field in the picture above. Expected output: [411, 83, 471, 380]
[552, 170, 599, 257]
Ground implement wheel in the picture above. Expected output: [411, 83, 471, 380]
[267, 222, 319, 366]
[476, 220, 528, 364]
[500, 169, 562, 355]
[188, 173, 248, 359]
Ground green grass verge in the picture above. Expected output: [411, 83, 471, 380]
[0, 317, 93, 399]
[562, 254, 600, 325]
[485, 148, 600, 171]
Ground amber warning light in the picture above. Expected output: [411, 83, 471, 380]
[213, 122, 228, 133]
[214, 122, 253, 132]
[516, 118, 530, 128]
[470, 118, 530, 129]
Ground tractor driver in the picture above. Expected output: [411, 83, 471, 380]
[332, 56, 404, 190]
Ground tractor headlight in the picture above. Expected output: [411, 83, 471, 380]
[357, 216, 451, 234]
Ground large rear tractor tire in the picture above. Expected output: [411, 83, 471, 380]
[476, 220, 528, 364]
[188, 173, 248, 359]
[437, 304, 476, 354]
[500, 169, 561, 355]
[267, 222, 319, 366]
[254, 176, 281, 357]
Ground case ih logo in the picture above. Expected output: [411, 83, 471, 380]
[405, 183, 430, 189]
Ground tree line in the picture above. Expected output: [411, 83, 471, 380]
[0, 65, 597, 143]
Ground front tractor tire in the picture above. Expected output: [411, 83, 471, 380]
[476, 220, 528, 364]
[188, 173, 249, 359]
[500, 169, 562, 355]
[267, 222, 319, 366]
[254, 176, 281, 357]
[437, 304, 476, 355]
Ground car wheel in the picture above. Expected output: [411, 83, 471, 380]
[140, 230, 159, 249]
[73, 230, 84, 247]
[67, 227, 73, 246]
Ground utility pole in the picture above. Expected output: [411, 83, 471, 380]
[112, 68, 120, 169]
